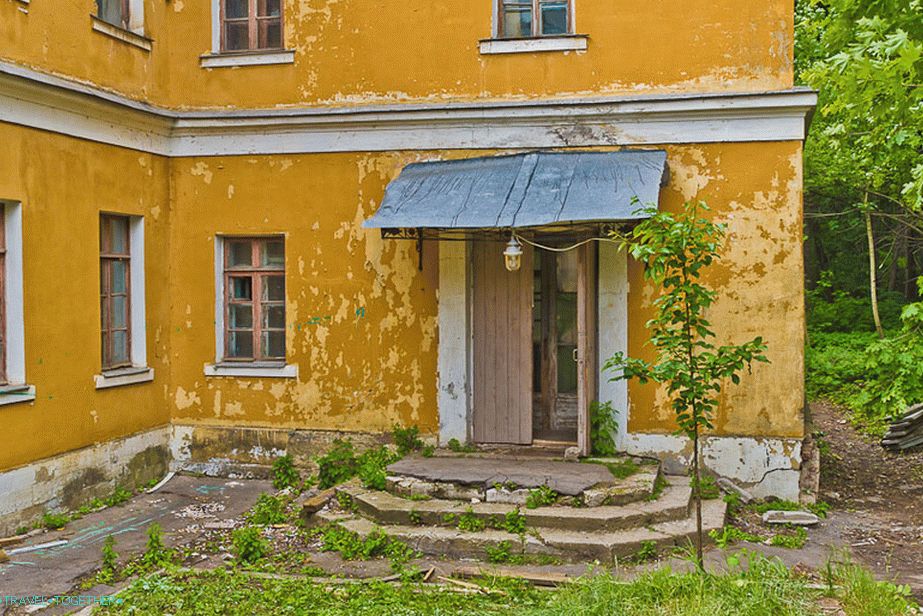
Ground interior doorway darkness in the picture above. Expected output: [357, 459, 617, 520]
[532, 248, 580, 444]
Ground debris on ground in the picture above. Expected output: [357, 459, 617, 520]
[882, 404, 923, 452]
[716, 477, 754, 504]
[762, 510, 821, 526]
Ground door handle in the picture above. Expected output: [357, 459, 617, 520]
[572, 348, 578, 363]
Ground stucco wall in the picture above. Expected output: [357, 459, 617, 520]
[2, 0, 793, 109]
[165, 142, 804, 442]
[0, 123, 172, 473]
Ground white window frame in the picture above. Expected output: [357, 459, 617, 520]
[201, 0, 295, 68]
[481, 0, 587, 55]
[0, 201, 35, 406]
[206, 235, 297, 378]
[94, 215, 154, 389]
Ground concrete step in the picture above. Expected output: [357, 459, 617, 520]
[339, 479, 692, 533]
[317, 498, 727, 564]
[385, 456, 662, 507]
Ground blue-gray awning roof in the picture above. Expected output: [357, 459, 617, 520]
[363, 150, 668, 230]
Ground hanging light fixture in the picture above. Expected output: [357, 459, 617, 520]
[503, 235, 523, 272]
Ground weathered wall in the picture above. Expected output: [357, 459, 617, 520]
[627, 141, 805, 439]
[166, 152, 444, 435]
[1, 0, 792, 109]
[162, 0, 793, 109]
[0, 122, 172, 473]
[166, 142, 804, 442]
[0, 0, 167, 101]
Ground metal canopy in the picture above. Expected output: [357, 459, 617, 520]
[363, 150, 668, 231]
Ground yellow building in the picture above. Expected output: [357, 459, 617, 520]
[0, 0, 814, 533]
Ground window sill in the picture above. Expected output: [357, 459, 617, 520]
[200, 50, 295, 69]
[94, 367, 154, 390]
[90, 15, 152, 51]
[204, 363, 298, 378]
[0, 384, 36, 407]
[478, 35, 588, 55]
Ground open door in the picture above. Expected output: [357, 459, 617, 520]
[472, 241, 534, 444]
[576, 243, 598, 456]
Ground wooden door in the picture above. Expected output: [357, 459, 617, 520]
[472, 241, 534, 445]
[576, 243, 598, 456]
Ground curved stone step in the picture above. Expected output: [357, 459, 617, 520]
[339, 479, 691, 533]
[317, 499, 727, 563]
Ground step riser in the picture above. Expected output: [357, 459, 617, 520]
[354, 497, 691, 533]
[323, 512, 724, 564]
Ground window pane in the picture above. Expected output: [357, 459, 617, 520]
[227, 240, 252, 267]
[228, 332, 254, 358]
[230, 276, 253, 300]
[261, 331, 285, 358]
[225, 21, 250, 50]
[540, 2, 568, 35]
[109, 217, 129, 254]
[262, 275, 284, 301]
[229, 304, 253, 329]
[557, 345, 577, 393]
[112, 331, 129, 363]
[111, 260, 128, 293]
[262, 304, 285, 329]
[262, 240, 285, 267]
[100, 263, 109, 294]
[502, 2, 532, 37]
[225, 0, 248, 19]
[97, 0, 125, 27]
[258, 0, 281, 17]
[112, 295, 128, 328]
[259, 20, 282, 49]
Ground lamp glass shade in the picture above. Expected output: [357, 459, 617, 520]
[503, 237, 523, 272]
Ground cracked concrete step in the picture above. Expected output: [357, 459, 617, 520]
[317, 498, 727, 563]
[385, 458, 661, 507]
[338, 479, 692, 533]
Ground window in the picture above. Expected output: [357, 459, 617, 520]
[499, 0, 571, 38]
[0, 201, 34, 404]
[96, 0, 130, 31]
[100, 215, 132, 370]
[223, 237, 285, 362]
[221, 0, 283, 52]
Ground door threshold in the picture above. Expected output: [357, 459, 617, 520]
[532, 439, 577, 448]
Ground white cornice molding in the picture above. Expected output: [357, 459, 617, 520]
[0, 60, 816, 157]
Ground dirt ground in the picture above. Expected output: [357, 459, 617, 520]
[810, 401, 923, 596]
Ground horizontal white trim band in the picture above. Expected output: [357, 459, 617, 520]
[0, 60, 816, 156]
[94, 367, 154, 389]
[204, 363, 298, 378]
[479, 36, 588, 55]
[200, 50, 295, 68]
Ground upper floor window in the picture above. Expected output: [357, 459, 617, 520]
[222, 0, 283, 52]
[96, 0, 130, 31]
[499, 0, 571, 38]
[223, 237, 285, 362]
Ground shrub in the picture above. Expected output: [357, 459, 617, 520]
[525, 486, 557, 509]
[457, 507, 485, 532]
[141, 523, 172, 568]
[272, 455, 301, 491]
[807, 288, 907, 333]
[42, 512, 69, 530]
[98, 536, 119, 584]
[485, 540, 517, 564]
[590, 401, 618, 456]
[708, 525, 764, 548]
[250, 493, 287, 525]
[691, 474, 720, 500]
[392, 424, 424, 456]
[356, 446, 400, 491]
[232, 527, 269, 564]
[502, 508, 527, 535]
[447, 438, 476, 453]
[316, 439, 358, 489]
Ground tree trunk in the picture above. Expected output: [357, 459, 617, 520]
[865, 203, 884, 338]
[692, 426, 703, 569]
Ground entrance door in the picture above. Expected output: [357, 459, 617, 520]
[472, 241, 534, 444]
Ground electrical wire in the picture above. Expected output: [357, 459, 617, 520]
[513, 233, 621, 253]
